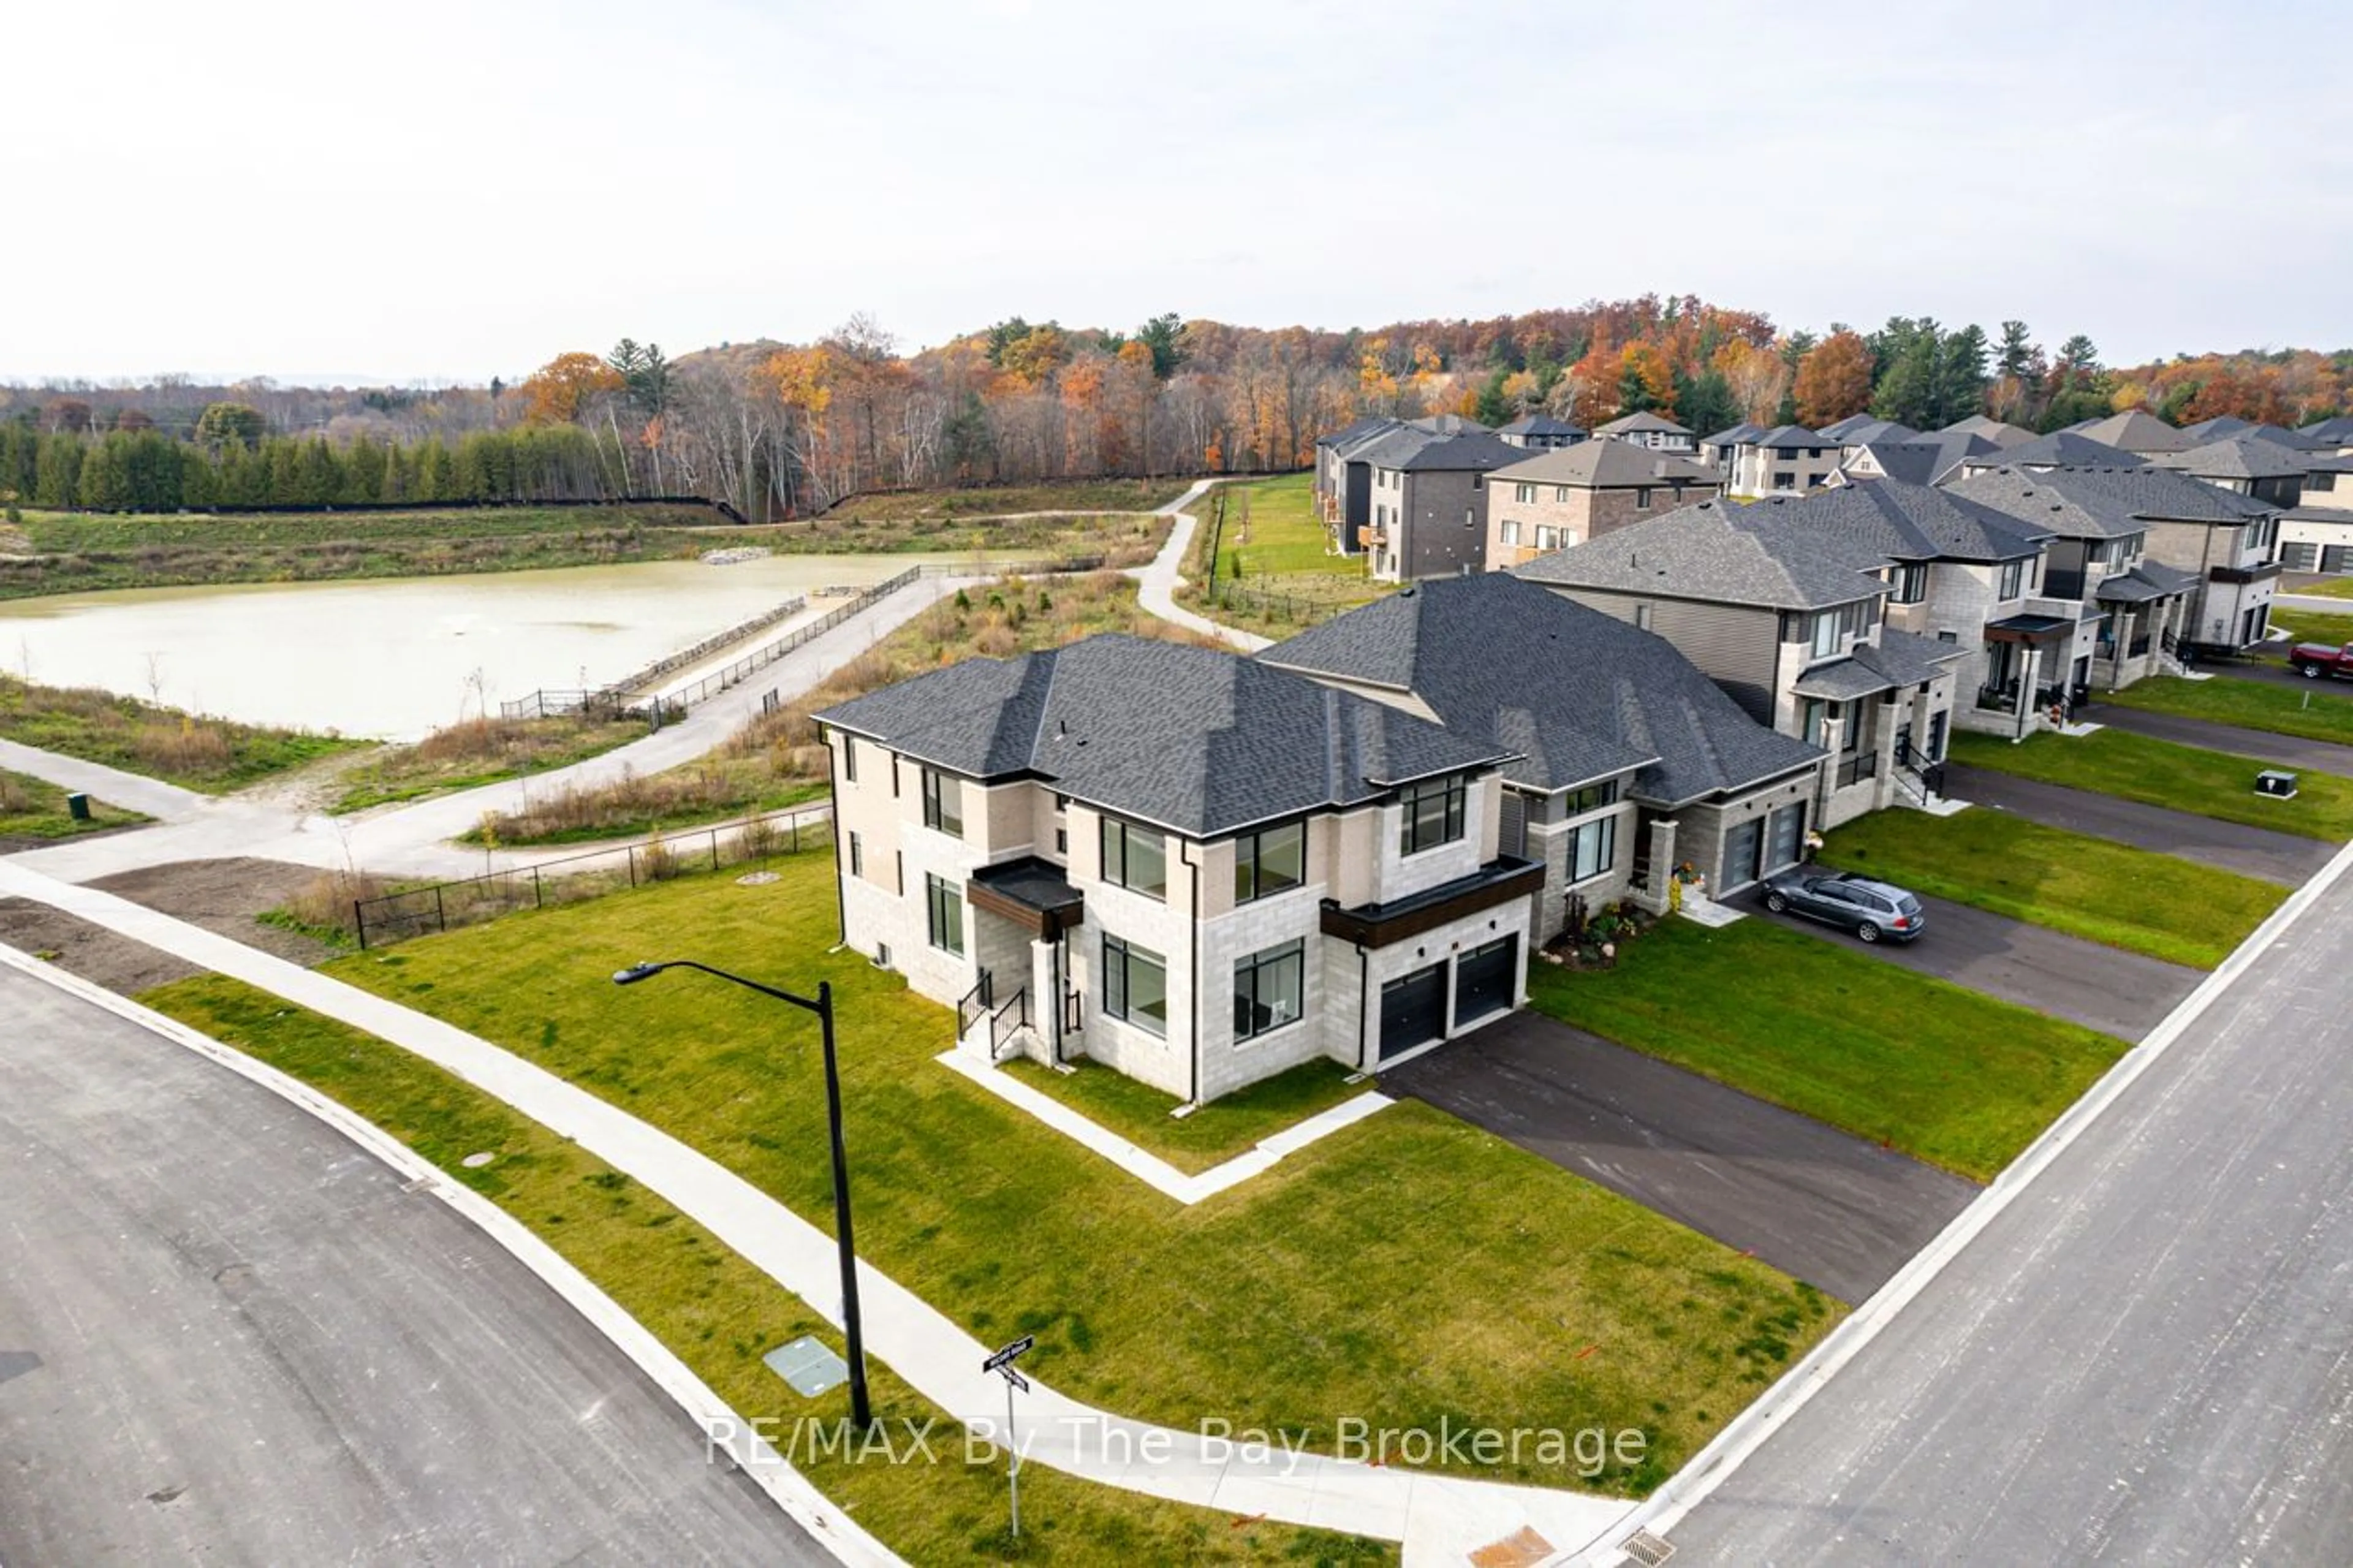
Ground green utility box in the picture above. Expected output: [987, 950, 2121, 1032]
[66, 793, 91, 822]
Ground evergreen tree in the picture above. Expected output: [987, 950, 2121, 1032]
[1675, 369, 1740, 437]
[1997, 320, 2036, 378]
[1934, 324, 1991, 426]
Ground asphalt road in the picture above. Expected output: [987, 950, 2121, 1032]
[1738, 885, 2200, 1042]
[1381, 1013, 1977, 1304]
[0, 964, 832, 1567]
[1659, 852, 2353, 1567]
[1947, 762, 2335, 885]
[2084, 700, 2353, 777]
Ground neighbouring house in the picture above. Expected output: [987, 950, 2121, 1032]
[2272, 452, 2353, 572]
[2150, 435, 2310, 509]
[1821, 415, 1919, 447]
[1722, 425, 1841, 498]
[2302, 415, 2353, 452]
[1832, 430, 1999, 488]
[1953, 430, 2144, 477]
[1259, 573, 1825, 932]
[1953, 464, 2279, 664]
[1311, 412, 1495, 556]
[1356, 428, 1527, 582]
[1940, 414, 2040, 448]
[1515, 499, 1963, 831]
[1699, 421, 1764, 471]
[816, 634, 1541, 1097]
[1496, 414, 1586, 449]
[1592, 411, 1699, 455]
[2066, 409, 2194, 455]
[1481, 441, 1724, 569]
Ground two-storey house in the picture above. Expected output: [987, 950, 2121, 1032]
[1515, 501, 1963, 833]
[1592, 411, 1699, 455]
[1722, 425, 1841, 498]
[1260, 574, 1824, 929]
[2067, 409, 2193, 455]
[1481, 441, 1724, 569]
[817, 635, 1540, 1097]
[1495, 414, 1586, 449]
[2150, 435, 2309, 509]
[1953, 431, 2144, 477]
[1357, 428, 1526, 582]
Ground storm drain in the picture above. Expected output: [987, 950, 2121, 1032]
[763, 1335, 848, 1397]
[1621, 1527, 1676, 1566]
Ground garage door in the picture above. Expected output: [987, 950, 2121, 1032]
[2281, 541, 2319, 572]
[2325, 545, 2353, 574]
[1452, 936, 1517, 1027]
[1721, 817, 1764, 891]
[1379, 964, 1447, 1061]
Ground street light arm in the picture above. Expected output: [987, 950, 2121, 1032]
[612, 958, 821, 1016]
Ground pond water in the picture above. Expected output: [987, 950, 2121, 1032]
[0, 551, 985, 740]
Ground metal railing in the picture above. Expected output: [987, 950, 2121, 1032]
[661, 568, 924, 708]
[350, 801, 832, 949]
[957, 970, 995, 1037]
[1835, 750, 1879, 789]
[1894, 738, 1947, 799]
[988, 985, 1031, 1059]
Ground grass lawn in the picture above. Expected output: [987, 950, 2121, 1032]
[819, 479, 1195, 522]
[1180, 475, 1385, 636]
[2287, 575, 2353, 600]
[1826, 809, 2283, 969]
[2097, 674, 2353, 747]
[315, 848, 1840, 1493]
[1526, 918, 2128, 1182]
[2269, 606, 2353, 646]
[1950, 728, 2353, 841]
[330, 713, 650, 813]
[0, 768, 145, 839]
[999, 1056, 1371, 1175]
[0, 675, 363, 791]
[141, 976, 1389, 1566]
[1210, 473, 1344, 577]
[17, 502, 723, 553]
[455, 767, 828, 846]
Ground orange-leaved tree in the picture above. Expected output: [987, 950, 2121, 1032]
[520, 351, 624, 425]
[1792, 331, 1874, 427]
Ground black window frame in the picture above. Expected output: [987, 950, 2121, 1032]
[921, 767, 963, 838]
[1102, 933, 1168, 1038]
[1398, 775, 1468, 857]
[1099, 816, 1169, 901]
[849, 830, 864, 879]
[1997, 557, 2027, 599]
[1234, 819, 1308, 904]
[1563, 779, 1620, 816]
[1565, 813, 1616, 883]
[1232, 939, 1306, 1042]
[925, 873, 964, 956]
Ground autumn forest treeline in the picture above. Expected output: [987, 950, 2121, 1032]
[6, 300, 2350, 519]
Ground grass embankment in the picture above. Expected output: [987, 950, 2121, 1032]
[1177, 475, 1385, 637]
[330, 713, 652, 813]
[2098, 674, 2353, 749]
[1950, 729, 2353, 841]
[141, 975, 1390, 1566]
[0, 768, 144, 840]
[472, 572, 1219, 846]
[1827, 809, 2282, 969]
[823, 479, 1195, 522]
[307, 849, 1839, 1493]
[0, 675, 361, 791]
[1526, 918, 2127, 1183]
[762, 509, 1170, 565]
[999, 1057, 1371, 1175]
[0, 504, 742, 600]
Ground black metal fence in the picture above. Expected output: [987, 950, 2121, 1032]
[352, 801, 832, 949]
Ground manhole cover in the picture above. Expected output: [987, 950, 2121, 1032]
[1621, 1528, 1676, 1566]
[737, 871, 781, 887]
[461, 1152, 496, 1168]
[762, 1335, 847, 1397]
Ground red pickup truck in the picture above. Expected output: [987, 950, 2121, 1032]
[2289, 640, 2353, 678]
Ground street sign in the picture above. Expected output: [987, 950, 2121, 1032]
[982, 1335, 1034, 1374]
[999, 1366, 1029, 1394]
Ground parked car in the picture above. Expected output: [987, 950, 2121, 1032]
[1760, 869, 1927, 944]
[2288, 640, 2353, 680]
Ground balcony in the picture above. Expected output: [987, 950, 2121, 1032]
[1320, 855, 1544, 949]
[1834, 750, 1879, 789]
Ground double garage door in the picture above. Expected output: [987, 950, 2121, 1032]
[1377, 936, 1517, 1061]
[2281, 542, 2353, 574]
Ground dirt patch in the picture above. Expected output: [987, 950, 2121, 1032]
[0, 857, 338, 997]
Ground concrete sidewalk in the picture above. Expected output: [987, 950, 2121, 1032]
[0, 735, 213, 821]
[0, 858, 1632, 1562]
[1131, 480, 1272, 653]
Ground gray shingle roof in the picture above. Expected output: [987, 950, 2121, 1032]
[1951, 464, 2277, 539]
[1822, 417, 1919, 445]
[1514, 499, 1889, 610]
[1940, 415, 2039, 447]
[2072, 409, 2192, 454]
[2094, 560, 2201, 604]
[1406, 413, 1491, 436]
[1316, 415, 1400, 453]
[1702, 421, 1765, 447]
[1498, 414, 1585, 437]
[1259, 573, 1822, 806]
[816, 634, 1510, 837]
[1849, 431, 1998, 485]
[2176, 416, 2254, 444]
[2150, 436, 2316, 481]
[1395, 431, 1530, 474]
[1753, 425, 1834, 448]
[1965, 430, 2147, 469]
[1491, 442, 1720, 488]
[2303, 415, 2353, 446]
[1762, 477, 2049, 562]
[1594, 411, 1693, 436]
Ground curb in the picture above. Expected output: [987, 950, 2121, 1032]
[1559, 828, 2353, 1564]
[0, 942, 903, 1568]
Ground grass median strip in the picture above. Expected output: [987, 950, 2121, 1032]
[2097, 674, 2353, 748]
[0, 768, 145, 840]
[1827, 809, 2283, 969]
[313, 847, 1838, 1494]
[1949, 727, 2353, 841]
[140, 975, 1389, 1566]
[1526, 918, 2128, 1183]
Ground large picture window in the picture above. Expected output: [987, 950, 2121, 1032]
[1234, 820, 1306, 904]
[1566, 814, 1615, 883]
[1397, 775, 1466, 855]
[1233, 940, 1305, 1042]
[921, 768, 963, 838]
[1100, 817, 1167, 901]
[1102, 934, 1167, 1037]
[1996, 557, 2027, 600]
[925, 873, 964, 955]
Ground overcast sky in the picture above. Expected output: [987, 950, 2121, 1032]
[12, 0, 2349, 385]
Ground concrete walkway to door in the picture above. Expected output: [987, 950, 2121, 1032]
[1379, 1012, 1977, 1305]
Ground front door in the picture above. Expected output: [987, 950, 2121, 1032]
[1452, 937, 1517, 1028]
[1379, 964, 1447, 1060]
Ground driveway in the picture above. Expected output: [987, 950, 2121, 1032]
[2083, 700, 2353, 778]
[0, 962, 832, 1567]
[1733, 884, 2201, 1042]
[1946, 762, 2336, 885]
[1379, 1012, 1977, 1305]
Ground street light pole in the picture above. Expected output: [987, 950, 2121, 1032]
[612, 960, 871, 1430]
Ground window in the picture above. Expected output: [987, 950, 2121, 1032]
[1102, 934, 1167, 1037]
[1500, 519, 1523, 545]
[842, 737, 857, 782]
[1398, 775, 1467, 855]
[1534, 525, 1561, 550]
[1773, 472, 1796, 491]
[1806, 472, 1827, 490]
[1809, 609, 1843, 657]
[1515, 482, 1537, 504]
[2314, 471, 2338, 493]
[1776, 447, 1799, 461]
[921, 768, 963, 837]
[1555, 485, 1570, 502]
[1099, 817, 1167, 900]
[1233, 940, 1305, 1041]
[1892, 563, 1927, 604]
[1055, 827, 1067, 854]
[1564, 779, 1620, 815]
[1634, 602, 1653, 631]
[1234, 820, 1306, 903]
[925, 874, 964, 955]
[1637, 485, 1654, 508]
[1996, 557, 2027, 600]
[1802, 697, 1829, 748]
[1566, 814, 1615, 882]
[849, 831, 864, 878]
